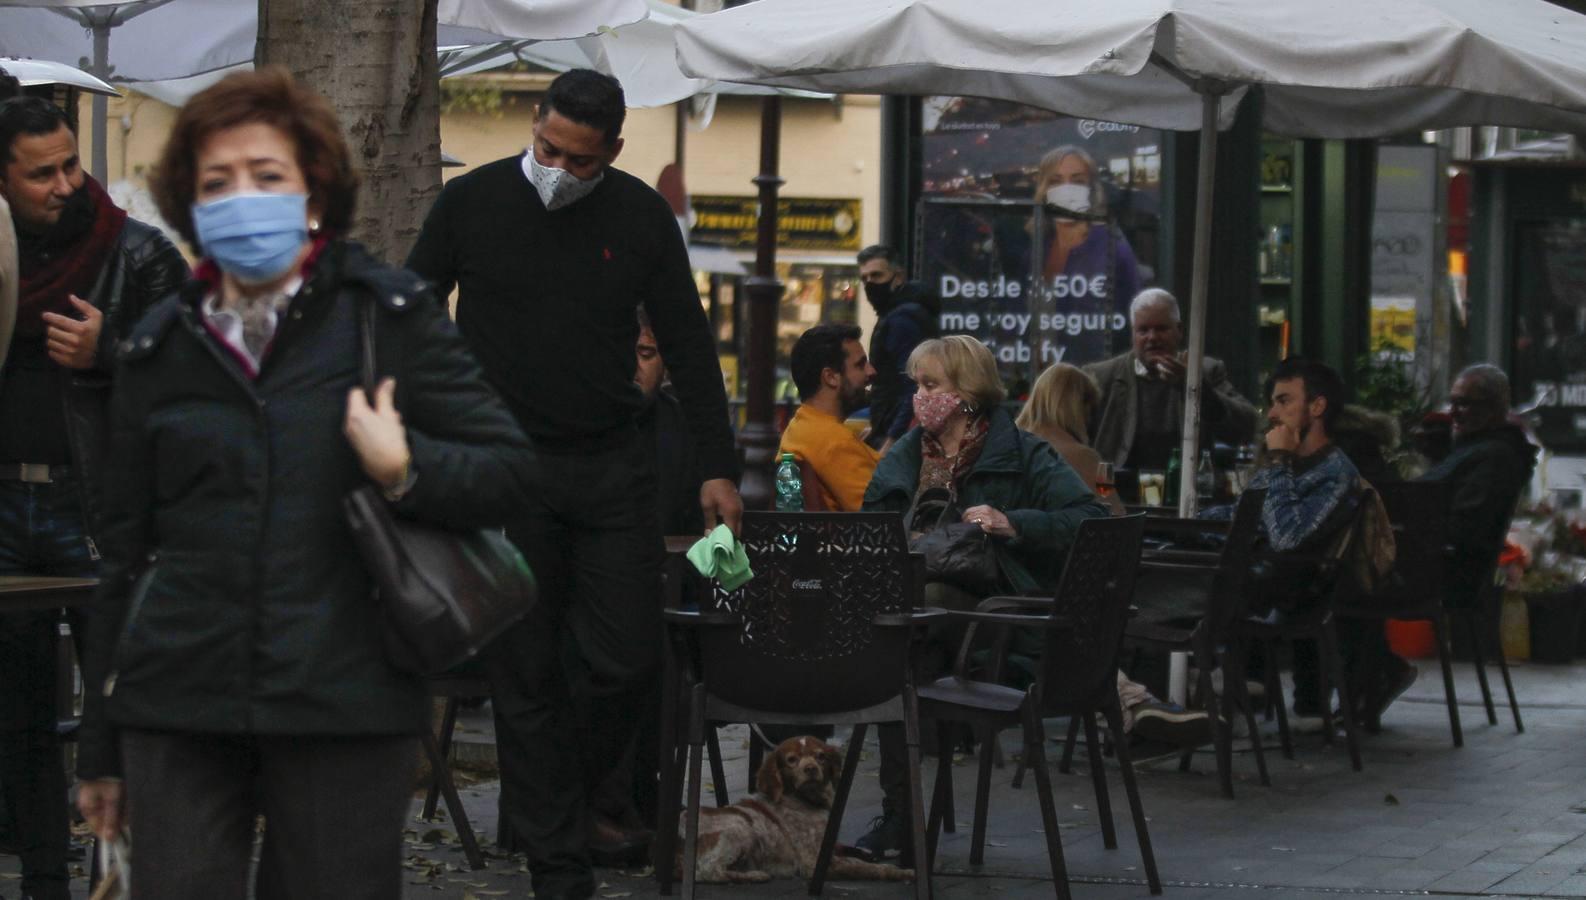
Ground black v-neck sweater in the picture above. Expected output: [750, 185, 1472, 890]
[407, 156, 738, 481]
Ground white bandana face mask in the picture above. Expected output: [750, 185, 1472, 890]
[1044, 182, 1092, 222]
[524, 151, 604, 211]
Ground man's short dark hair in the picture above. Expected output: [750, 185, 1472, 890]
[857, 244, 901, 268]
[0, 65, 19, 103]
[0, 96, 71, 168]
[791, 323, 862, 401]
[540, 69, 626, 146]
[1265, 357, 1347, 434]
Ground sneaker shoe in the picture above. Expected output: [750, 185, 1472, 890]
[853, 812, 909, 863]
[1130, 701, 1213, 748]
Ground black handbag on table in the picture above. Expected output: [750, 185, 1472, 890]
[342, 297, 537, 675]
[904, 486, 1004, 596]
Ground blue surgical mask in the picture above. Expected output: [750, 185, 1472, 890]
[191, 192, 310, 284]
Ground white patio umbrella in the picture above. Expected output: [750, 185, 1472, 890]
[511, 0, 826, 108]
[0, 0, 650, 175]
[675, 0, 1586, 515]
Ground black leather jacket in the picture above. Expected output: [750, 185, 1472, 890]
[59, 219, 188, 542]
[77, 241, 537, 778]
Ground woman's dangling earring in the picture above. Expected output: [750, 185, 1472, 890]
[308, 218, 322, 236]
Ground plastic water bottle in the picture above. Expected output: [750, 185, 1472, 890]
[775, 453, 803, 512]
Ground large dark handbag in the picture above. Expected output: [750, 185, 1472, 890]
[342, 297, 537, 674]
[904, 486, 1003, 595]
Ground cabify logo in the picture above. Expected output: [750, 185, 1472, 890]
[1077, 119, 1141, 140]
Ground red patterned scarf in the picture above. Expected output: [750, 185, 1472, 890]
[918, 413, 991, 495]
[15, 175, 127, 337]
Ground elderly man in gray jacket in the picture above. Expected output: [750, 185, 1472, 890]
[1084, 288, 1259, 472]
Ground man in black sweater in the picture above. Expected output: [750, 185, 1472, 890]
[407, 70, 741, 900]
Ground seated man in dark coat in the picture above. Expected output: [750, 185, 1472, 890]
[1353, 365, 1535, 727]
[1420, 364, 1539, 606]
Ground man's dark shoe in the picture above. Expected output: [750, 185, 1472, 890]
[853, 812, 909, 863]
[589, 813, 653, 868]
[1360, 659, 1419, 732]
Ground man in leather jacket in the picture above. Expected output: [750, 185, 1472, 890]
[0, 95, 186, 900]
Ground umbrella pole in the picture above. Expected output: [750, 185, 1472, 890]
[90, 19, 110, 181]
[1177, 91, 1220, 517]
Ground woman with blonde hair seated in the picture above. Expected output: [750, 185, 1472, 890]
[1016, 361, 1125, 514]
[854, 335, 1109, 862]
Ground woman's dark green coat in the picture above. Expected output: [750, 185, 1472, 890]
[862, 408, 1109, 595]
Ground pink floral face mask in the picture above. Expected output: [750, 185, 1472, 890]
[913, 391, 965, 435]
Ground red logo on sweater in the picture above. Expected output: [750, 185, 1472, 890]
[603, 247, 612, 260]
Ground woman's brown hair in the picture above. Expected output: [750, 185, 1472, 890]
[152, 66, 359, 248]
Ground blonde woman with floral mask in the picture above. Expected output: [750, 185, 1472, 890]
[852, 334, 1109, 864]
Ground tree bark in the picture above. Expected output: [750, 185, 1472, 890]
[257, 0, 441, 264]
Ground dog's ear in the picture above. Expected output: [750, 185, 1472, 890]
[822, 742, 843, 784]
[755, 749, 784, 802]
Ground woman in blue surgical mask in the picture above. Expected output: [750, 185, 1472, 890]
[72, 67, 537, 897]
[1031, 145, 1142, 362]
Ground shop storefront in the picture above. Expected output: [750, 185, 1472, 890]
[1471, 161, 1586, 496]
[690, 194, 864, 406]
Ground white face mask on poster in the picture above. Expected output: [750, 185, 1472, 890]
[524, 151, 604, 211]
[1044, 182, 1092, 222]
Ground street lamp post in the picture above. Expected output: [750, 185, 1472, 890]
[737, 95, 783, 511]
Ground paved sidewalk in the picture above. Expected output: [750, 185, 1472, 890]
[13, 660, 1586, 898]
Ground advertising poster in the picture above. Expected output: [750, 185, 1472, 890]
[1514, 218, 1586, 451]
[918, 97, 1164, 392]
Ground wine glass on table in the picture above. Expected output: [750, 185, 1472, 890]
[1094, 461, 1115, 499]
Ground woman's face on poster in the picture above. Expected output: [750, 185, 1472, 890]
[1046, 153, 1092, 189]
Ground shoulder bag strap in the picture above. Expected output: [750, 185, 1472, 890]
[358, 293, 378, 398]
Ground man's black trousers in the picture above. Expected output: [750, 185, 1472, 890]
[488, 437, 663, 899]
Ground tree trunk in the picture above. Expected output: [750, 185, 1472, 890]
[257, 0, 441, 265]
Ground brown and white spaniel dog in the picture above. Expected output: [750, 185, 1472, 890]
[680, 735, 915, 884]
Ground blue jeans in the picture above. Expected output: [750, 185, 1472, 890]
[0, 473, 96, 900]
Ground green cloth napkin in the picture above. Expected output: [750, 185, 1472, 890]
[686, 524, 754, 591]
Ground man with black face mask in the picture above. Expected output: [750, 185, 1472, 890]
[0, 94, 185, 900]
[857, 244, 939, 452]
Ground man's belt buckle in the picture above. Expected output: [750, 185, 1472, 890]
[18, 463, 53, 484]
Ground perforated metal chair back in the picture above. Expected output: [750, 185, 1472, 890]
[1036, 513, 1147, 715]
[1203, 489, 1269, 638]
[702, 511, 913, 715]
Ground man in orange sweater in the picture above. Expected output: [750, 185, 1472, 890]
[778, 323, 882, 510]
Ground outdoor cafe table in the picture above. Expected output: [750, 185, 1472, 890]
[1133, 515, 1229, 704]
[0, 574, 99, 612]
